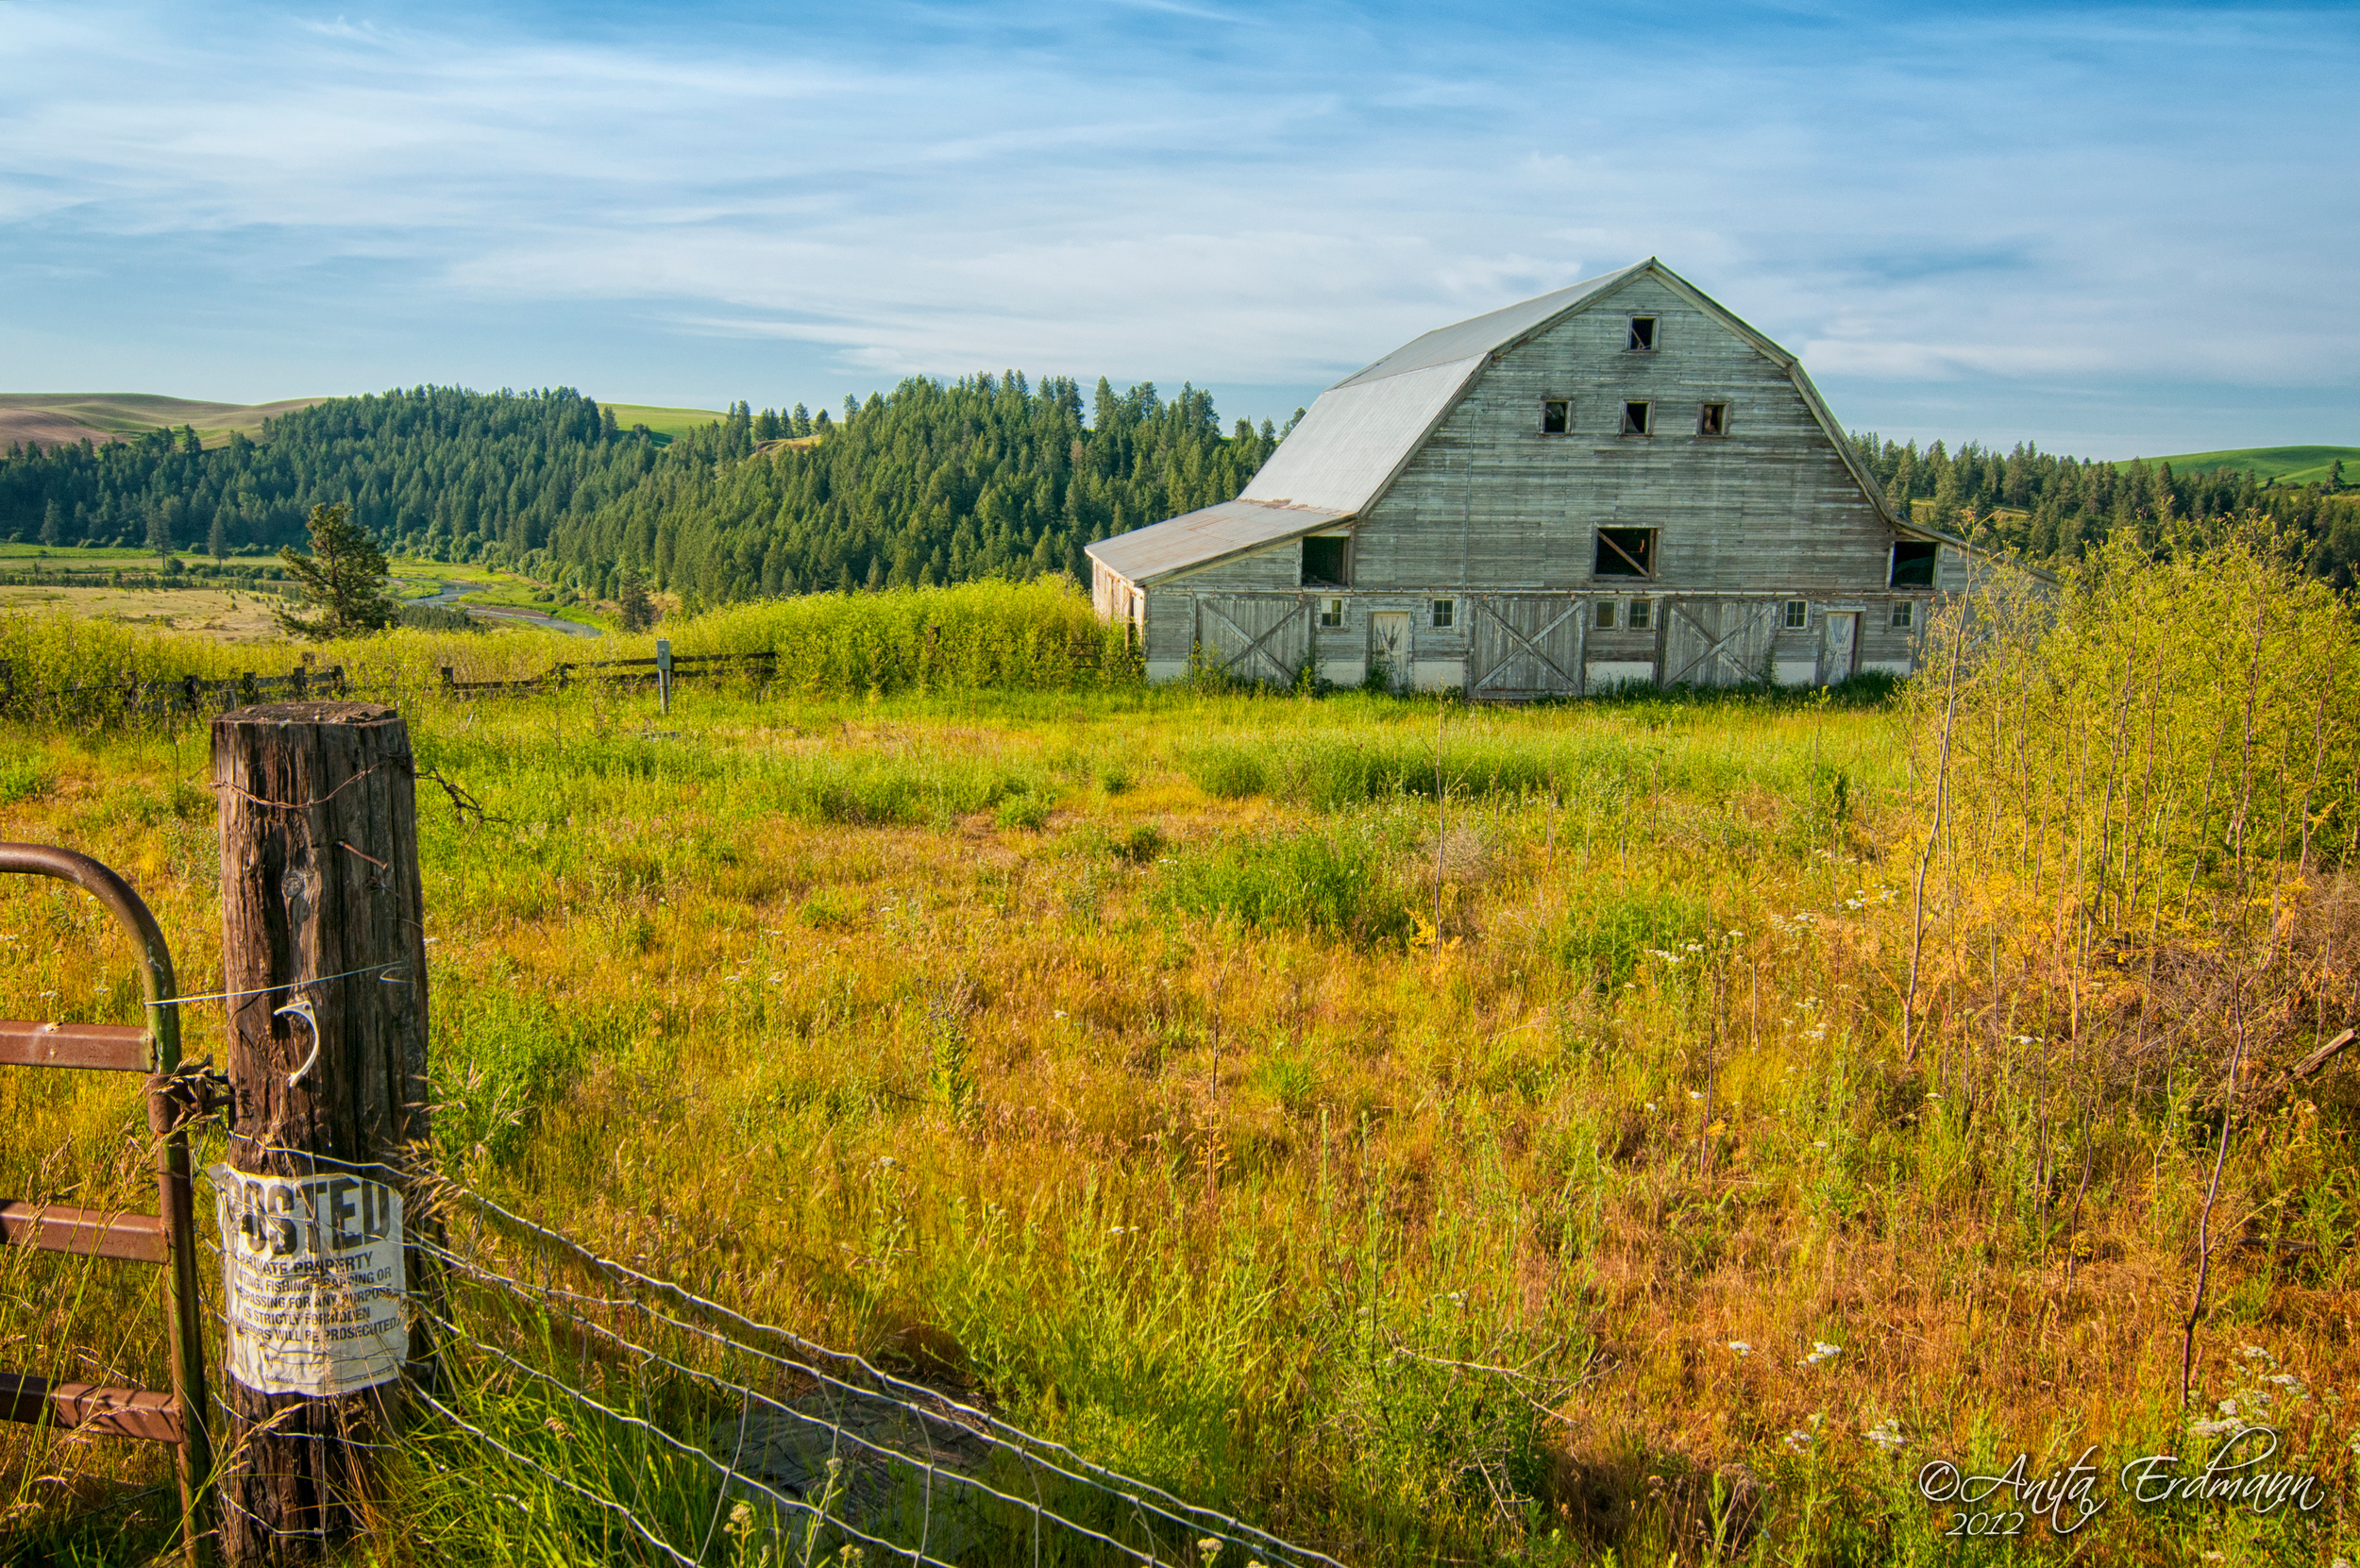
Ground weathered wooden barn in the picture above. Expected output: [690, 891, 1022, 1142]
[1086, 259, 1967, 696]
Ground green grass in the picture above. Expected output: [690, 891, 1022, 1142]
[598, 400, 731, 442]
[2144, 443, 2360, 486]
[2, 546, 2355, 1567]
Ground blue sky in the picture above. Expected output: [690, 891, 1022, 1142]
[3, 1, 2353, 457]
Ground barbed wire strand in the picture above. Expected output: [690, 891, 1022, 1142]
[447, 1189, 1339, 1566]
[413, 1234, 1246, 1564]
[406, 1256, 1171, 1566]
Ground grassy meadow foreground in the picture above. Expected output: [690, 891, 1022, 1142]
[2, 549, 2356, 1565]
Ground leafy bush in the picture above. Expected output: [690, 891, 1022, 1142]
[0, 757, 52, 805]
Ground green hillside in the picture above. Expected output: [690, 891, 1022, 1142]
[596, 401, 728, 441]
[2145, 444, 2359, 485]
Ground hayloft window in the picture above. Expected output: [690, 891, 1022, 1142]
[1595, 600, 1618, 630]
[1697, 402, 1728, 437]
[1593, 527, 1656, 579]
[1783, 600, 1810, 630]
[1318, 597, 1345, 629]
[1890, 541, 1939, 588]
[1431, 598, 1455, 629]
[1627, 598, 1652, 630]
[1620, 400, 1652, 437]
[1541, 399, 1569, 434]
[1892, 601, 1914, 629]
[1627, 316, 1658, 352]
[1301, 535, 1350, 588]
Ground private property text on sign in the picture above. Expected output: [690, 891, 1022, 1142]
[209, 1165, 407, 1395]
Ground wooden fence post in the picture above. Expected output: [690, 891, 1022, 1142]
[656, 638, 672, 715]
[211, 701, 430, 1564]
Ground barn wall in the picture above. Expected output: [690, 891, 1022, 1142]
[1350, 272, 1904, 599]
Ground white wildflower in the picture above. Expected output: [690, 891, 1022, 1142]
[1804, 1341, 1842, 1366]
[1863, 1417, 1904, 1452]
[1727, 1340, 1752, 1357]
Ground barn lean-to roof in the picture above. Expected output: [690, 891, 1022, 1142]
[1088, 259, 1947, 587]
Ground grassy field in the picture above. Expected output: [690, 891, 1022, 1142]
[1, 552, 2355, 1565]
[599, 400, 731, 442]
[2146, 445, 2360, 486]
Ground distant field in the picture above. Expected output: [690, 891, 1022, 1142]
[2145, 443, 2359, 485]
[598, 400, 728, 441]
[0, 393, 329, 451]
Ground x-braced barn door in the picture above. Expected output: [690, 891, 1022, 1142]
[1661, 599, 1778, 687]
[1468, 596, 1584, 699]
[1194, 595, 1312, 686]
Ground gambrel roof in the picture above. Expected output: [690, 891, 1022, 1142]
[1088, 259, 1957, 588]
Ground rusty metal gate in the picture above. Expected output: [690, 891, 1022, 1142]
[1, 843, 212, 1564]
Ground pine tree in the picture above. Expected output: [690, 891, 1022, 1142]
[39, 499, 61, 548]
[209, 511, 228, 562]
[617, 565, 655, 632]
[276, 502, 396, 639]
[146, 499, 174, 561]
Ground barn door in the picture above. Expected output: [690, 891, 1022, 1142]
[1194, 595, 1311, 685]
[1661, 599, 1777, 687]
[1468, 596, 1584, 699]
[1818, 612, 1860, 685]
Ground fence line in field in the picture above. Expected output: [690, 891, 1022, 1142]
[187, 1162, 1341, 1567]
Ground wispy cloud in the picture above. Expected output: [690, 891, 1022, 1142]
[0, 0, 2352, 449]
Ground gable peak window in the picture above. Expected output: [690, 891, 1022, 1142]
[1593, 526, 1657, 579]
[1890, 540, 1939, 588]
[1301, 535, 1350, 588]
[1541, 398, 1569, 435]
[1620, 400, 1652, 437]
[1626, 316, 1658, 352]
[1697, 402, 1728, 437]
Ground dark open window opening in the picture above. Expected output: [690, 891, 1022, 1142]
[1890, 540, 1939, 588]
[1301, 535, 1350, 588]
[1593, 527, 1657, 579]
[1697, 402, 1728, 437]
[1541, 399, 1569, 434]
[1627, 316, 1658, 352]
[1620, 400, 1652, 436]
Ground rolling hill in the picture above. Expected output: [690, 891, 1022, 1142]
[0, 393, 330, 451]
[2145, 444, 2357, 485]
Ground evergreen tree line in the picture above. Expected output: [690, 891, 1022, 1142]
[0, 377, 1293, 607]
[1847, 432, 2360, 585]
[5, 378, 2352, 602]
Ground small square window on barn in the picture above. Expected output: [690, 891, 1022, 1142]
[1319, 597, 1345, 629]
[1541, 399, 1569, 434]
[1595, 599, 1617, 630]
[1890, 540, 1939, 588]
[1621, 400, 1652, 437]
[1301, 535, 1350, 588]
[1697, 402, 1728, 437]
[1627, 316, 1658, 352]
[1783, 599, 1809, 630]
[1628, 598, 1651, 630]
[1593, 527, 1656, 579]
[1431, 598, 1455, 629]
[1892, 600, 1914, 629]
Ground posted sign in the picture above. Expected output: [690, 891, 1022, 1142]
[210, 1165, 407, 1396]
